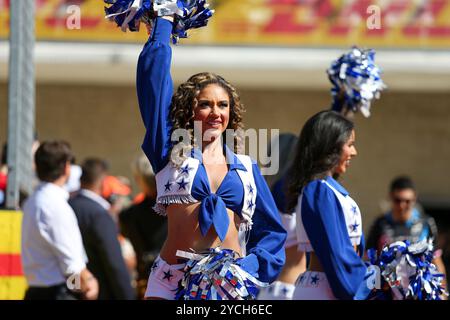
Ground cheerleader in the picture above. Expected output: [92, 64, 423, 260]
[258, 134, 306, 300]
[257, 176, 307, 300]
[288, 110, 367, 300]
[259, 47, 385, 300]
[104, 1, 287, 300]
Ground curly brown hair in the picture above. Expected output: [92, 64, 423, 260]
[170, 72, 245, 164]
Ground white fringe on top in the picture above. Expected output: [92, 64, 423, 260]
[153, 194, 199, 216]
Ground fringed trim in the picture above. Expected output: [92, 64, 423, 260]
[152, 203, 167, 216]
[350, 237, 361, 247]
[239, 219, 253, 233]
[153, 194, 199, 215]
[238, 219, 253, 257]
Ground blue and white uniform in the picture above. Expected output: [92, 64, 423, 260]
[293, 176, 367, 300]
[258, 176, 299, 300]
[136, 18, 286, 299]
[271, 176, 299, 249]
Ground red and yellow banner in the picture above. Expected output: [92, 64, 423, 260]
[0, 0, 450, 48]
[0, 210, 26, 300]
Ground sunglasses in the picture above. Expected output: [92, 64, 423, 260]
[393, 197, 414, 205]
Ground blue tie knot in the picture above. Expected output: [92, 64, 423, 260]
[199, 193, 230, 242]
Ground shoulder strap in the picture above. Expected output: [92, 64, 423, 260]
[235, 154, 257, 227]
[235, 155, 258, 257]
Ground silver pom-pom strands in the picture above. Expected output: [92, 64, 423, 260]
[328, 47, 386, 118]
[104, 0, 214, 43]
[174, 248, 268, 300]
[363, 239, 448, 300]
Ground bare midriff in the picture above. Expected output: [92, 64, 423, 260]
[308, 245, 358, 273]
[277, 245, 307, 284]
[159, 202, 243, 264]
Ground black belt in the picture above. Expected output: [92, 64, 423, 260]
[24, 283, 82, 300]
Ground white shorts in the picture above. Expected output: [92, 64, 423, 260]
[144, 256, 186, 300]
[292, 271, 337, 300]
[257, 281, 295, 300]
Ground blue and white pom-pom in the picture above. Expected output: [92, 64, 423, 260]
[174, 248, 268, 300]
[104, 0, 214, 43]
[362, 240, 448, 300]
[327, 47, 386, 117]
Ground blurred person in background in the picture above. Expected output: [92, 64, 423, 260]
[367, 176, 447, 294]
[288, 111, 366, 300]
[119, 153, 167, 299]
[102, 174, 132, 223]
[29, 134, 41, 192]
[65, 157, 82, 196]
[100, 170, 138, 280]
[21, 141, 98, 300]
[69, 158, 135, 300]
[1, 137, 40, 208]
[0, 143, 7, 208]
[258, 133, 307, 300]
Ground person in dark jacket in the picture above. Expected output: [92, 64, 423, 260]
[119, 154, 167, 299]
[69, 158, 135, 300]
[367, 176, 447, 294]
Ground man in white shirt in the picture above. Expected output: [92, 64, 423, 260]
[21, 140, 98, 300]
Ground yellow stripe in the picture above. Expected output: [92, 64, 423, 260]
[0, 276, 27, 300]
[0, 211, 26, 299]
[0, 210, 22, 254]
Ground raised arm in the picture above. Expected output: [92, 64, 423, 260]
[237, 163, 287, 284]
[136, 17, 174, 173]
[301, 180, 367, 300]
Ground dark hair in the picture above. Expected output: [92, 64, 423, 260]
[390, 176, 416, 193]
[80, 158, 108, 187]
[266, 133, 299, 193]
[270, 133, 299, 184]
[287, 110, 354, 211]
[35, 141, 74, 182]
[1, 143, 6, 165]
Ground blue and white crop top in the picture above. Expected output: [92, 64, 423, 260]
[152, 148, 257, 235]
[295, 176, 367, 299]
[135, 18, 286, 283]
[296, 177, 363, 252]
